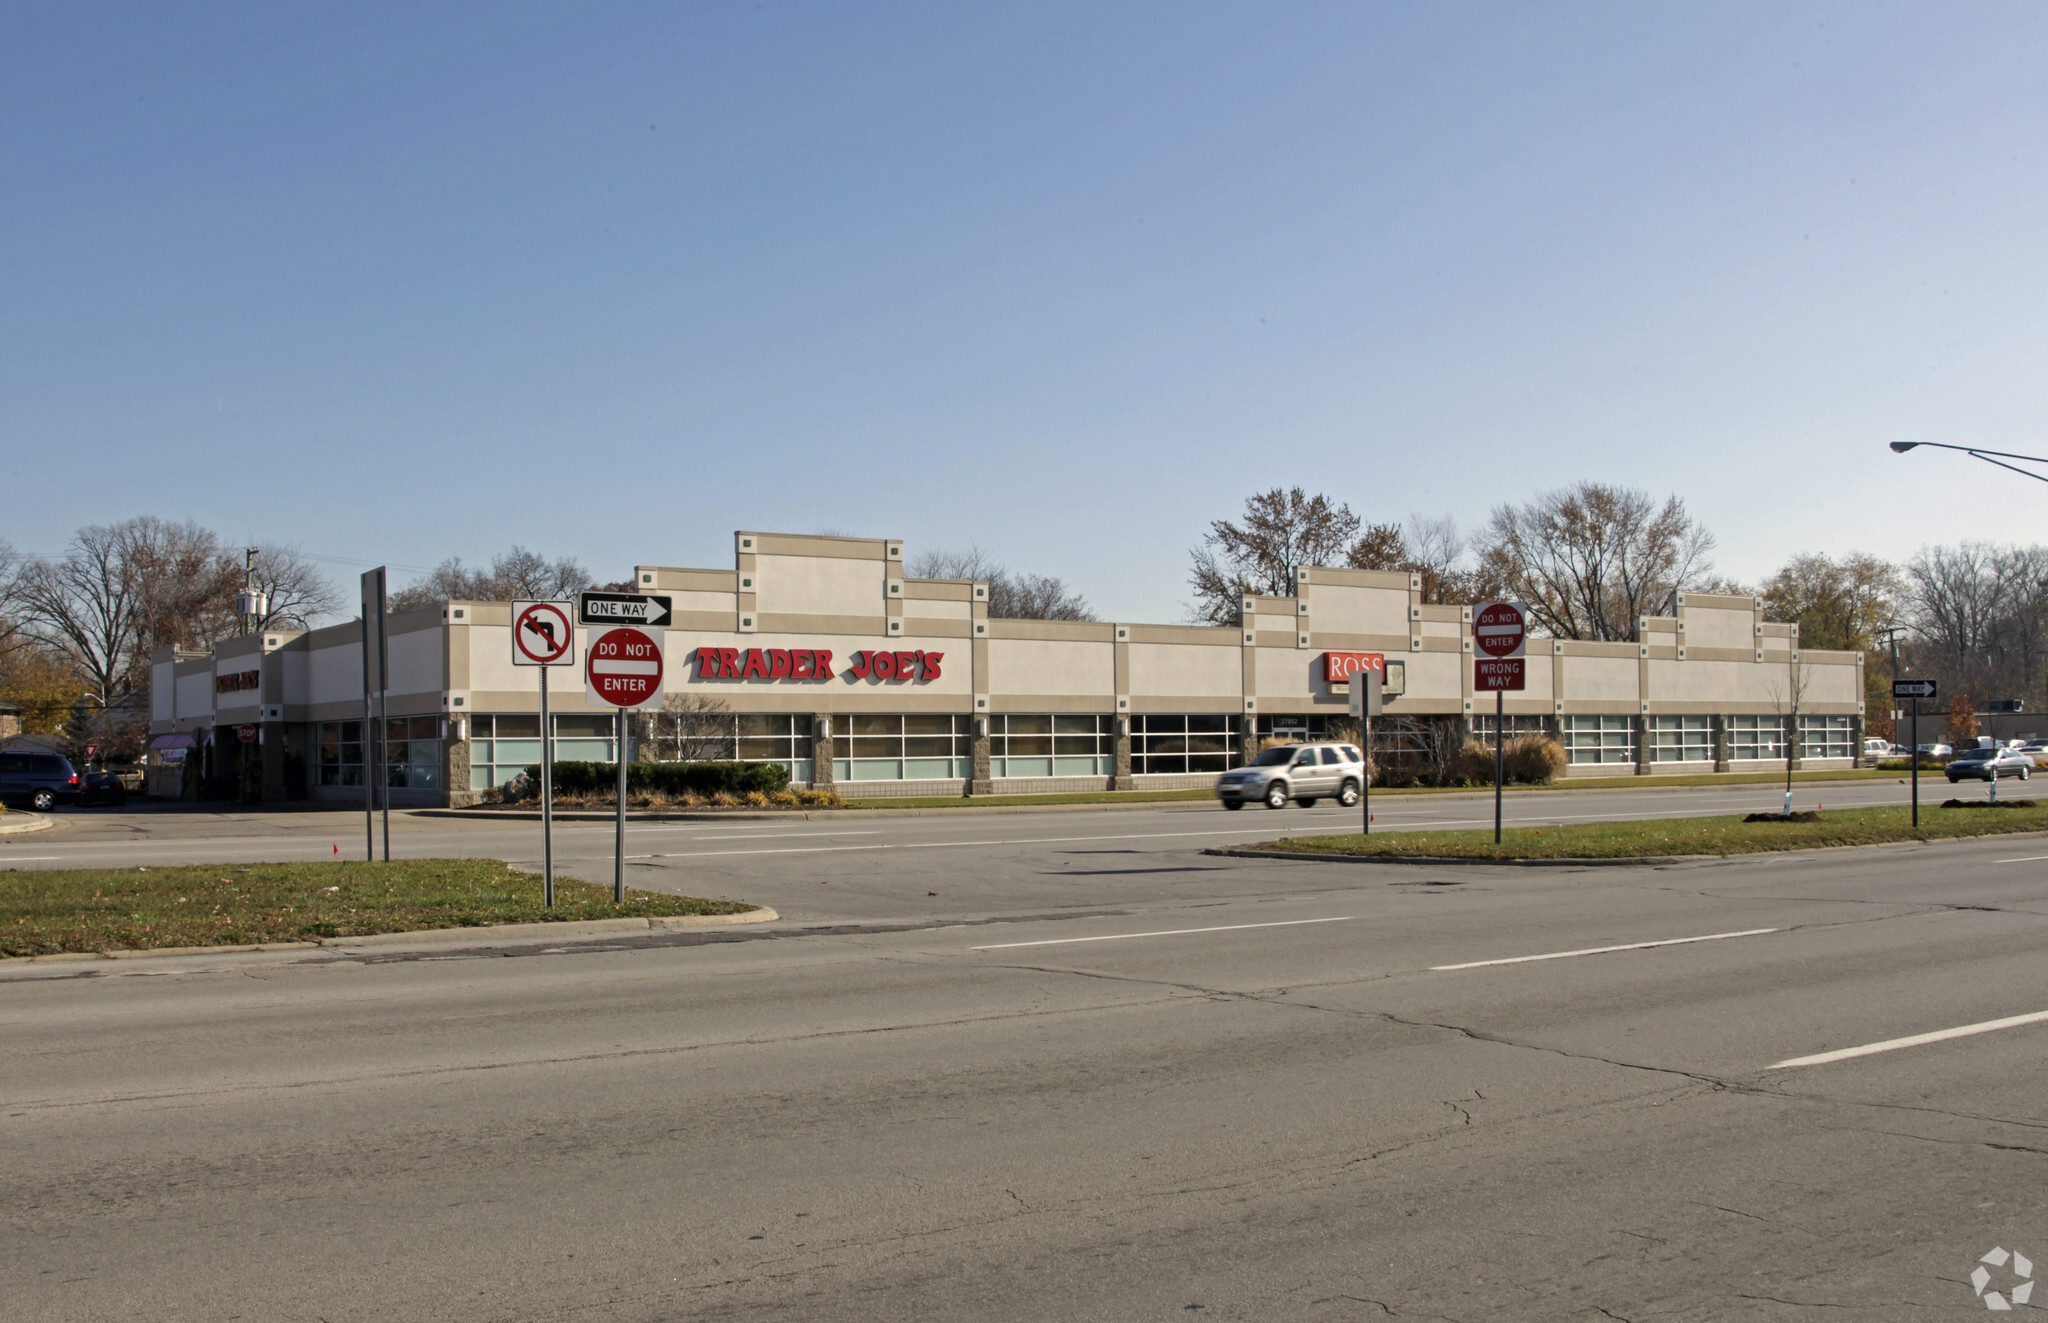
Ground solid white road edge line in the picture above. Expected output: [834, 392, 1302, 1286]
[1995, 854, 2048, 863]
[1769, 1008, 2048, 1069]
[1430, 927, 1782, 971]
[972, 916, 1355, 950]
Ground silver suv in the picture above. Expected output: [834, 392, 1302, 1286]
[1216, 742, 1365, 810]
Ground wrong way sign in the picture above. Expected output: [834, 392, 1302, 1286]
[512, 601, 576, 667]
[587, 626, 666, 708]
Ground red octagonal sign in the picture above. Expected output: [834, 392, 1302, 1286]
[1473, 601, 1528, 659]
[586, 626, 665, 709]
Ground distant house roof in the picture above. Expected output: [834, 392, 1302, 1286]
[0, 700, 22, 713]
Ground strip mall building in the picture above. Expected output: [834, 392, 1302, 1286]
[148, 531, 1863, 805]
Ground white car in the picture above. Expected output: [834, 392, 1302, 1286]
[1215, 743, 1366, 810]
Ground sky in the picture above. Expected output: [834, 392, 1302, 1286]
[5, 1, 2046, 623]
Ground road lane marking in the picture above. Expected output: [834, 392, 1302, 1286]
[1770, 1009, 2048, 1069]
[1430, 928, 1781, 971]
[691, 830, 881, 840]
[1995, 854, 2048, 863]
[971, 917, 1354, 950]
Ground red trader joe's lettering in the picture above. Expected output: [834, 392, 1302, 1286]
[693, 646, 942, 681]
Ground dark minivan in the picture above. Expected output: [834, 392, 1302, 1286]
[0, 752, 81, 811]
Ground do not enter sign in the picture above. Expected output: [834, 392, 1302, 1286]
[1473, 601, 1529, 659]
[586, 627, 666, 708]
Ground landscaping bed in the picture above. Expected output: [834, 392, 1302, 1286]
[1241, 802, 2048, 862]
[0, 859, 753, 957]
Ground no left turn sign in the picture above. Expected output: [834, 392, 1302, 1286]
[512, 601, 576, 667]
[586, 626, 666, 708]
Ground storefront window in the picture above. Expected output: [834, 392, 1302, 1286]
[834, 714, 969, 781]
[1797, 714, 1854, 759]
[1730, 715, 1786, 761]
[1132, 714, 1241, 775]
[1647, 715, 1712, 763]
[991, 714, 1110, 777]
[1562, 716, 1635, 764]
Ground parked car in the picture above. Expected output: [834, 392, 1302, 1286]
[101, 762, 147, 792]
[0, 752, 82, 811]
[1945, 745, 2034, 783]
[1216, 742, 1365, 810]
[1863, 738, 1902, 761]
[1914, 743, 1953, 760]
[76, 771, 129, 807]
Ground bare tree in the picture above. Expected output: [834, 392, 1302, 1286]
[909, 544, 1094, 620]
[242, 543, 341, 631]
[636, 692, 735, 762]
[1188, 488, 1365, 624]
[390, 546, 594, 612]
[1903, 542, 2048, 707]
[1763, 661, 1812, 807]
[1472, 483, 1716, 641]
[12, 523, 148, 708]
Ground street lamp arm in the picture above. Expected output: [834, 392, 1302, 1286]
[1890, 439, 2048, 467]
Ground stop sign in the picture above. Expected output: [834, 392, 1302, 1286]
[1473, 601, 1528, 659]
[586, 626, 666, 708]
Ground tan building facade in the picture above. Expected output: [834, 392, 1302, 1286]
[148, 530, 1862, 804]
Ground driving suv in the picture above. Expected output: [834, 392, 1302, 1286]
[1216, 742, 1365, 810]
[0, 752, 82, 812]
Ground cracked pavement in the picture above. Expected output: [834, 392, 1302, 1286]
[3, 793, 2046, 1319]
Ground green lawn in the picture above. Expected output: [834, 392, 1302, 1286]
[0, 859, 753, 957]
[1247, 801, 2048, 861]
[836, 768, 1898, 810]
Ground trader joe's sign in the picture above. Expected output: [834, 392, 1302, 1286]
[692, 646, 943, 682]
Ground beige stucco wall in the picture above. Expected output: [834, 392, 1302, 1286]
[987, 638, 1114, 698]
[1683, 603, 1756, 649]
[1128, 641, 1241, 698]
[1562, 655, 1639, 703]
[753, 554, 882, 617]
[1307, 585, 1410, 637]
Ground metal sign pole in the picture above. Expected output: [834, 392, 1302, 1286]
[541, 664, 554, 908]
[362, 684, 373, 862]
[1911, 697, 1920, 829]
[615, 709, 627, 903]
[1361, 713, 1371, 836]
[1494, 690, 1505, 844]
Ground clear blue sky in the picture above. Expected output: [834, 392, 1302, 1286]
[6, 2, 2045, 621]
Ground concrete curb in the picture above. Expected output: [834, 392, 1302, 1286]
[4, 906, 779, 963]
[1204, 847, 1702, 868]
[0, 812, 56, 835]
[1206, 827, 2048, 869]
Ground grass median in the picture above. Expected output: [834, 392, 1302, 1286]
[0, 859, 754, 958]
[1247, 802, 2048, 861]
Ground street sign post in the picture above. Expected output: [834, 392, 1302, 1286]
[1349, 668, 1382, 836]
[513, 602, 577, 907]
[83, 743, 99, 765]
[1474, 602, 1529, 844]
[1894, 678, 1937, 827]
[577, 591, 673, 628]
[359, 567, 389, 863]
[587, 625, 667, 902]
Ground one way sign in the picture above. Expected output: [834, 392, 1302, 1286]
[578, 591, 673, 627]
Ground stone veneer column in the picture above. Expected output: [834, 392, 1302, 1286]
[1112, 716, 1133, 791]
[810, 716, 835, 789]
[968, 716, 993, 796]
[1788, 714, 1803, 772]
[442, 725, 474, 808]
[1634, 715, 1650, 776]
[1712, 714, 1728, 772]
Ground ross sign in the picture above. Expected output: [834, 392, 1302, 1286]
[512, 601, 576, 667]
[1892, 678, 1938, 700]
[1473, 601, 1529, 659]
[214, 669, 262, 694]
[586, 626, 666, 708]
[1475, 658, 1526, 691]
[236, 724, 258, 743]
[578, 591, 672, 628]
[1324, 651, 1385, 684]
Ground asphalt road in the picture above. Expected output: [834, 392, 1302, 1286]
[4, 781, 2045, 1320]
[0, 775, 1956, 924]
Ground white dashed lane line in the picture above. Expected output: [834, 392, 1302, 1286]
[1429, 928, 1782, 971]
[1770, 1008, 2048, 1069]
